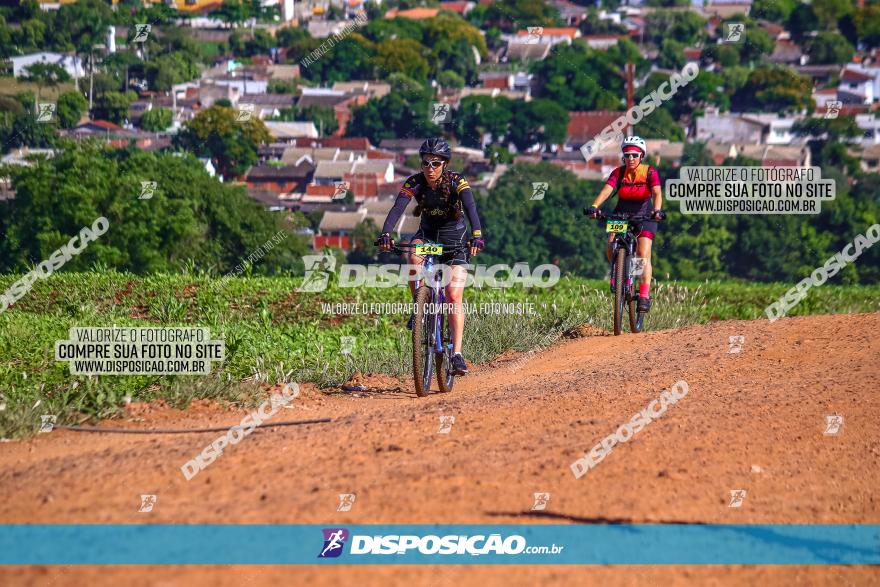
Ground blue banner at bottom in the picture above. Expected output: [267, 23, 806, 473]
[0, 525, 877, 565]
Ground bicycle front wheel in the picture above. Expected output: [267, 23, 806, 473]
[412, 286, 433, 397]
[613, 248, 626, 336]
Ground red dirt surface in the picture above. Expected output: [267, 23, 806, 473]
[1, 313, 878, 586]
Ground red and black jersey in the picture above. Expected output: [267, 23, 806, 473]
[605, 164, 660, 201]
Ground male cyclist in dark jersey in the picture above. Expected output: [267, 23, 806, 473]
[585, 136, 666, 313]
[376, 138, 484, 376]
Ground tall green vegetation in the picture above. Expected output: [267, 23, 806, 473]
[0, 141, 309, 275]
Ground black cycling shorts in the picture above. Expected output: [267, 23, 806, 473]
[613, 201, 658, 240]
[411, 221, 469, 266]
[630, 219, 658, 239]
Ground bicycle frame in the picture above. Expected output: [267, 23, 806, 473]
[382, 240, 468, 396]
[610, 230, 639, 301]
[415, 254, 451, 355]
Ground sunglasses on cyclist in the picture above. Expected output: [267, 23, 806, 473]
[623, 153, 641, 160]
[421, 159, 445, 169]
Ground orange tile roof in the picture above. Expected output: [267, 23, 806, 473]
[306, 184, 338, 196]
[516, 27, 579, 38]
[385, 7, 441, 19]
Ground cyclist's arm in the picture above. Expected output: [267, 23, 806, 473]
[652, 185, 662, 212]
[381, 193, 410, 234]
[456, 176, 482, 236]
[460, 185, 482, 236]
[649, 167, 662, 212]
[381, 176, 420, 234]
[590, 184, 615, 209]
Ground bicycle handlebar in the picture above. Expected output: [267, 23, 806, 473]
[374, 240, 470, 254]
[583, 209, 663, 223]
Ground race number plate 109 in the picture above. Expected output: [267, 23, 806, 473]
[606, 220, 628, 233]
[414, 243, 443, 255]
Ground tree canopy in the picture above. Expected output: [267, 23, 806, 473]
[0, 141, 309, 275]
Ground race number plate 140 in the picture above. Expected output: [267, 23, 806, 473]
[606, 220, 628, 233]
[414, 243, 443, 255]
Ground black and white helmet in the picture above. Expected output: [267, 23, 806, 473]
[419, 137, 452, 161]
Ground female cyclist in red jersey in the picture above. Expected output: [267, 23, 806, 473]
[585, 136, 666, 313]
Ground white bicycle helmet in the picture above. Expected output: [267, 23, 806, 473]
[621, 135, 647, 157]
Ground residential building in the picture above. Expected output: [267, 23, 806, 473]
[695, 112, 771, 144]
[582, 35, 626, 50]
[439, 2, 475, 16]
[245, 161, 315, 194]
[853, 143, 880, 173]
[510, 27, 581, 46]
[770, 40, 806, 65]
[552, 0, 588, 26]
[505, 42, 551, 62]
[264, 121, 320, 141]
[838, 66, 880, 104]
[734, 144, 811, 167]
[239, 93, 296, 120]
[1, 148, 56, 167]
[10, 52, 84, 79]
[331, 80, 391, 100]
[566, 111, 627, 149]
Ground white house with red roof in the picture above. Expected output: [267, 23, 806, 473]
[838, 66, 880, 104]
[510, 27, 581, 47]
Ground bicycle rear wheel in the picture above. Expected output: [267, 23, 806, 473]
[613, 248, 626, 336]
[435, 315, 455, 393]
[412, 286, 433, 397]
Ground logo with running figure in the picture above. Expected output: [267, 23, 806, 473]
[723, 23, 744, 43]
[526, 27, 544, 44]
[39, 414, 56, 433]
[138, 494, 157, 513]
[298, 254, 337, 292]
[318, 528, 349, 558]
[532, 492, 550, 511]
[139, 181, 157, 200]
[337, 493, 356, 512]
[728, 489, 747, 508]
[438, 415, 455, 434]
[237, 103, 255, 122]
[824, 100, 842, 120]
[530, 182, 548, 201]
[431, 102, 451, 124]
[728, 335, 745, 354]
[132, 24, 152, 43]
[824, 414, 843, 435]
[36, 103, 56, 123]
[332, 181, 349, 200]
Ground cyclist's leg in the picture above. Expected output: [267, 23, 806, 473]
[636, 231, 655, 313]
[407, 239, 424, 299]
[407, 226, 428, 298]
[445, 264, 468, 353]
[606, 234, 614, 262]
[636, 236, 653, 290]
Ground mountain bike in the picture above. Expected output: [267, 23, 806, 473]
[584, 210, 659, 336]
[382, 241, 468, 397]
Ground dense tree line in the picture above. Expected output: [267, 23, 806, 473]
[0, 141, 309, 275]
[473, 147, 879, 284]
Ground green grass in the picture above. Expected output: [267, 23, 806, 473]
[197, 41, 223, 61]
[0, 79, 78, 101]
[1, 269, 877, 438]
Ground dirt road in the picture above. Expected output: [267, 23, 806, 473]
[1, 313, 878, 585]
